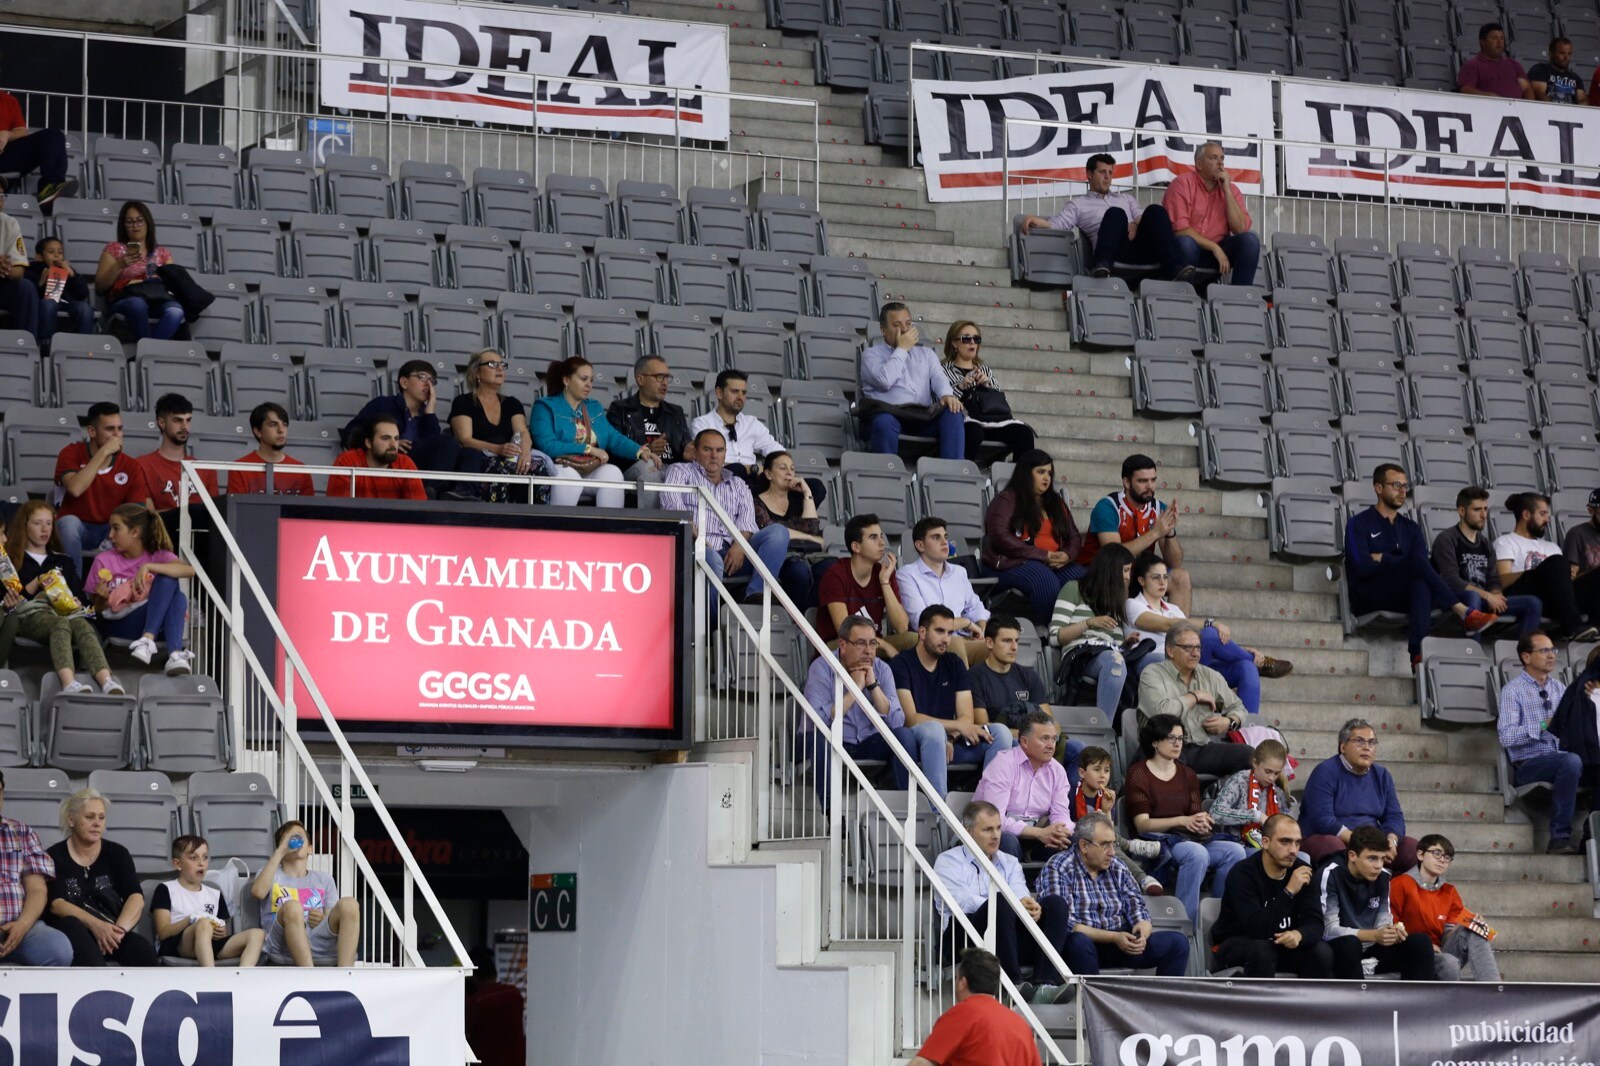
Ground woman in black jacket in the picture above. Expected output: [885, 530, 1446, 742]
[46, 787, 159, 966]
[1550, 645, 1600, 771]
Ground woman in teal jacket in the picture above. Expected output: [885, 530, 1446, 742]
[530, 356, 656, 508]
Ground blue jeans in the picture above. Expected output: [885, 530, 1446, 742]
[1037, 899, 1188, 979]
[1461, 589, 1543, 639]
[110, 295, 185, 340]
[867, 407, 964, 461]
[1514, 750, 1584, 840]
[100, 574, 188, 650]
[7, 919, 74, 965]
[1201, 624, 1260, 715]
[805, 719, 951, 807]
[54, 516, 109, 575]
[703, 524, 790, 598]
[1165, 837, 1246, 926]
[947, 722, 1014, 780]
[1171, 230, 1261, 286]
[992, 559, 1086, 623]
[1080, 646, 1127, 718]
[38, 297, 94, 347]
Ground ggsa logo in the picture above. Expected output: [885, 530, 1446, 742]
[0, 989, 409, 1064]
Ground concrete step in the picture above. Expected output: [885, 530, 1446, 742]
[1406, 820, 1534, 851]
[1389, 790, 1505, 822]
[1284, 730, 1455, 764]
[726, 25, 789, 47]
[827, 220, 956, 246]
[819, 162, 927, 191]
[1189, 591, 1339, 626]
[1486, 916, 1600, 952]
[737, 97, 862, 129]
[634, 0, 765, 24]
[1258, 673, 1416, 705]
[726, 111, 861, 147]
[875, 278, 1064, 312]
[732, 137, 883, 166]
[1499, 951, 1600, 981]
[1019, 411, 1161, 442]
[733, 77, 839, 105]
[815, 182, 940, 215]
[873, 259, 1016, 289]
[1037, 437, 1195, 469]
[997, 368, 1130, 397]
[1183, 558, 1298, 591]
[814, 201, 942, 231]
[1296, 756, 1496, 793]
[1204, 643, 1365, 674]
[1451, 879, 1594, 915]
[730, 43, 816, 68]
[827, 234, 1002, 267]
[1267, 701, 1423, 734]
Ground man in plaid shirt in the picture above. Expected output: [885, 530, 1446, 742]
[0, 770, 73, 965]
[1027, 812, 1188, 999]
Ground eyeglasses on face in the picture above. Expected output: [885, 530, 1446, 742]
[1347, 737, 1378, 749]
[955, 334, 982, 344]
[1171, 642, 1201, 653]
[1160, 733, 1185, 743]
[642, 372, 674, 382]
[843, 638, 877, 650]
[1384, 481, 1410, 491]
[479, 360, 507, 371]
[1147, 572, 1170, 582]
[1422, 848, 1454, 863]
[1084, 838, 1118, 850]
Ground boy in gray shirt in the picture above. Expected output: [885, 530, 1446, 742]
[250, 819, 360, 966]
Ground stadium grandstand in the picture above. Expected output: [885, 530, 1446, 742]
[0, 0, 1596, 1059]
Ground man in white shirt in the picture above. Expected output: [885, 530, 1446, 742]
[859, 302, 964, 460]
[1494, 491, 1599, 643]
[897, 516, 990, 666]
[930, 799, 1040, 984]
[0, 189, 39, 341]
[687, 369, 783, 480]
[1019, 153, 1175, 278]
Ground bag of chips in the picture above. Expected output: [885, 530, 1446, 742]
[0, 554, 21, 598]
[39, 568, 86, 617]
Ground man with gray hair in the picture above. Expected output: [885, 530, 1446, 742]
[606, 354, 691, 484]
[1161, 140, 1259, 286]
[973, 709, 1075, 861]
[1300, 717, 1418, 873]
[1027, 811, 1189, 999]
[931, 800, 1041, 983]
[1136, 622, 1254, 776]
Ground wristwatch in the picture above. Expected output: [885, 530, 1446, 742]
[1203, 617, 1216, 628]
[864, 682, 880, 692]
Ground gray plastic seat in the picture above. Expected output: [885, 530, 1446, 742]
[207, 208, 284, 281]
[1339, 365, 1403, 419]
[1419, 636, 1493, 723]
[1069, 5, 1124, 54]
[817, 28, 881, 89]
[1010, 214, 1082, 288]
[299, 346, 386, 423]
[1333, 236, 1397, 299]
[1524, 307, 1591, 373]
[187, 771, 280, 871]
[1402, 39, 1456, 90]
[0, 669, 30, 766]
[1197, 409, 1272, 486]
[1267, 233, 1333, 294]
[320, 155, 390, 220]
[41, 674, 135, 772]
[1293, 27, 1349, 77]
[443, 225, 517, 297]
[86, 769, 181, 876]
[1139, 279, 1205, 347]
[287, 213, 363, 284]
[1269, 289, 1335, 351]
[1268, 347, 1337, 413]
[1518, 251, 1577, 313]
[244, 147, 315, 215]
[1395, 241, 1457, 302]
[1470, 425, 1539, 489]
[645, 305, 718, 386]
[1404, 369, 1469, 425]
[147, 205, 206, 270]
[1070, 275, 1138, 347]
[545, 174, 611, 246]
[722, 310, 789, 383]
[1539, 425, 1600, 494]
[863, 83, 911, 148]
[336, 281, 410, 351]
[1131, 341, 1204, 415]
[1182, 14, 1240, 66]
[133, 339, 210, 410]
[495, 293, 567, 359]
[793, 317, 863, 393]
[837, 0, 888, 28]
[395, 161, 466, 232]
[1409, 427, 1473, 487]
[3, 407, 81, 497]
[50, 334, 127, 411]
[811, 256, 880, 322]
[1273, 417, 1342, 486]
[1009, 0, 1069, 50]
[1464, 302, 1528, 364]
[1466, 360, 1532, 426]
[1335, 295, 1401, 360]
[169, 143, 241, 213]
[775, 0, 830, 29]
[471, 167, 540, 233]
[0, 767, 72, 846]
[214, 343, 295, 416]
[782, 382, 851, 463]
[590, 237, 664, 307]
[519, 231, 588, 307]
[137, 674, 230, 774]
[1401, 297, 1464, 364]
[1237, 15, 1292, 71]
[1340, 416, 1407, 483]
[684, 187, 753, 252]
[366, 218, 441, 292]
[252, 278, 333, 349]
[758, 193, 827, 257]
[914, 457, 987, 546]
[1349, 24, 1402, 82]
[414, 288, 492, 354]
[665, 244, 737, 315]
[1458, 245, 1518, 308]
[1531, 364, 1592, 429]
[1269, 476, 1342, 558]
[1201, 346, 1272, 416]
[877, 30, 945, 82]
[1205, 285, 1270, 350]
[613, 181, 681, 246]
[1126, 11, 1182, 58]
[840, 451, 912, 535]
[0, 330, 44, 408]
[738, 251, 808, 322]
[1579, 256, 1600, 316]
[570, 299, 644, 383]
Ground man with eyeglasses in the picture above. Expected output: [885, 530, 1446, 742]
[1495, 491, 1600, 644]
[607, 355, 691, 486]
[1210, 813, 1334, 978]
[1301, 718, 1419, 872]
[1389, 833, 1502, 980]
[687, 369, 783, 481]
[1137, 622, 1254, 776]
[1345, 463, 1499, 667]
[341, 359, 459, 474]
[1497, 632, 1584, 854]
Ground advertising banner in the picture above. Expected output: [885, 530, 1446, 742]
[274, 515, 680, 733]
[0, 968, 463, 1064]
[1083, 975, 1600, 1066]
[1281, 80, 1600, 215]
[911, 66, 1275, 202]
[318, 0, 731, 139]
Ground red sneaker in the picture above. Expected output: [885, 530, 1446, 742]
[1462, 608, 1500, 635]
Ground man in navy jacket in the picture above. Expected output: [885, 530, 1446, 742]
[340, 359, 458, 474]
[1344, 463, 1497, 664]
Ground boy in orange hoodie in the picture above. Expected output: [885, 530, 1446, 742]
[1388, 833, 1500, 981]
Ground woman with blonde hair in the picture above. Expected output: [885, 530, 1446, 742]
[45, 788, 159, 965]
[941, 320, 1035, 462]
[85, 503, 196, 676]
[448, 348, 549, 503]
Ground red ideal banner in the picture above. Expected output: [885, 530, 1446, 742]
[274, 517, 679, 731]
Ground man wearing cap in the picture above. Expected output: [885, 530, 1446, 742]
[1561, 489, 1600, 616]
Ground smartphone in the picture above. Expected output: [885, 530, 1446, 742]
[126, 241, 143, 257]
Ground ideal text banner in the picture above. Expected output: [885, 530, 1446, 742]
[318, 0, 730, 139]
[911, 65, 1274, 203]
[1281, 80, 1600, 215]
[1083, 975, 1600, 1066]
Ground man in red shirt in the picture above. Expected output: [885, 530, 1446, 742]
[326, 414, 427, 500]
[226, 401, 315, 497]
[1457, 23, 1533, 99]
[0, 59, 78, 210]
[54, 401, 153, 571]
[139, 392, 221, 513]
[912, 948, 1041, 1066]
[1162, 140, 1259, 286]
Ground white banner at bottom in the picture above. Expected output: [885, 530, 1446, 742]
[0, 966, 464, 1065]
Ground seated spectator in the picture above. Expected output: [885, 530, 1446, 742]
[1070, 746, 1164, 894]
[899, 516, 990, 666]
[1126, 712, 1247, 922]
[1592, 67, 1600, 106]
[532, 356, 646, 509]
[912, 948, 1041, 1066]
[1019, 153, 1173, 278]
[139, 393, 221, 517]
[26, 235, 93, 349]
[85, 503, 196, 676]
[940, 321, 1034, 463]
[1550, 644, 1600, 804]
[1051, 543, 1139, 722]
[1432, 486, 1541, 638]
[1497, 492, 1599, 642]
[1530, 36, 1588, 103]
[608, 355, 691, 485]
[752, 450, 831, 609]
[226, 402, 315, 497]
[448, 349, 548, 504]
[1126, 555, 1287, 710]
[981, 449, 1084, 623]
[1458, 22, 1533, 98]
[343, 359, 459, 474]
[1316, 825, 1436, 980]
[2, 501, 124, 695]
[1030, 811, 1190, 995]
[1497, 632, 1584, 854]
[814, 512, 915, 654]
[249, 821, 360, 967]
[1561, 488, 1600, 615]
[1162, 141, 1259, 286]
[1078, 453, 1191, 614]
[662, 428, 788, 603]
[1301, 718, 1419, 872]
[327, 415, 426, 500]
[150, 835, 264, 967]
[1138, 624, 1255, 777]
[1389, 833, 1501, 981]
[893, 605, 1014, 791]
[799, 615, 948, 808]
[687, 369, 783, 481]
[54, 401, 153, 573]
[0, 189, 37, 340]
[1208, 738, 1293, 847]
[973, 710, 1072, 861]
[44, 788, 158, 966]
[0, 769, 74, 966]
[931, 800, 1041, 983]
[95, 200, 184, 341]
[0, 65, 77, 208]
[860, 302, 964, 461]
[969, 615, 1067, 747]
[1346, 464, 1498, 667]
[1210, 814, 1334, 978]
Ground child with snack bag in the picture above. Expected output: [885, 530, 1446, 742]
[1388, 832, 1501, 981]
[84, 503, 195, 676]
[24, 235, 94, 349]
[3, 501, 124, 695]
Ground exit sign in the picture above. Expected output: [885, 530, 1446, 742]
[530, 873, 576, 932]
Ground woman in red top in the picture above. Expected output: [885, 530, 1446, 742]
[94, 200, 184, 340]
[980, 449, 1083, 622]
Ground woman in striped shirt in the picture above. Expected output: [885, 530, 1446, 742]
[941, 321, 1036, 463]
[1050, 543, 1137, 719]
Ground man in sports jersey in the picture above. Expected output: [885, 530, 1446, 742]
[1078, 454, 1191, 614]
[54, 401, 154, 572]
[226, 402, 315, 497]
[139, 393, 221, 514]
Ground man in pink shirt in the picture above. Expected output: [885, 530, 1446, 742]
[1162, 140, 1260, 286]
[1458, 23, 1532, 99]
[973, 709, 1074, 861]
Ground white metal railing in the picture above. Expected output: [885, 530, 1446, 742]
[191, 459, 1082, 1058]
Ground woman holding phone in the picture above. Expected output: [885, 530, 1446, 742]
[95, 200, 184, 340]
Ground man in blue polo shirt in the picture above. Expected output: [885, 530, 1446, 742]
[892, 604, 1013, 788]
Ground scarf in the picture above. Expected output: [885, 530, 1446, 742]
[1246, 771, 1282, 820]
[1110, 491, 1160, 543]
[1070, 783, 1108, 823]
